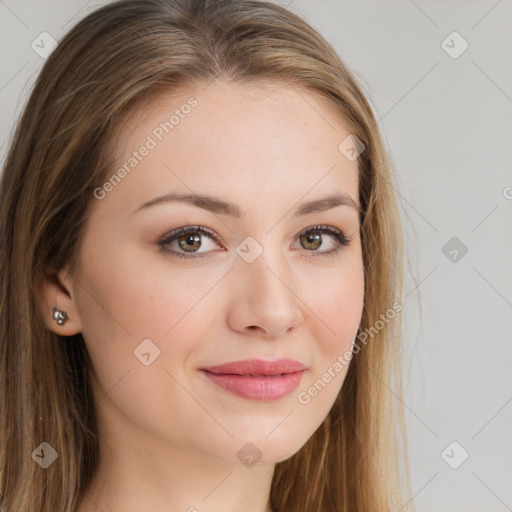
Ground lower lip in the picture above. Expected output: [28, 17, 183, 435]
[200, 370, 305, 401]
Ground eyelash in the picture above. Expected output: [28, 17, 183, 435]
[158, 224, 352, 260]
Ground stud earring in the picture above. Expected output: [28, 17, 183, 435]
[52, 307, 68, 325]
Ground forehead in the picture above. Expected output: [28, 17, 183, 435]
[99, 79, 360, 219]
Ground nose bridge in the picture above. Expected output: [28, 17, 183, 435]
[228, 233, 303, 336]
[235, 234, 291, 297]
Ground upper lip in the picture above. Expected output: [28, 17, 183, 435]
[201, 358, 306, 376]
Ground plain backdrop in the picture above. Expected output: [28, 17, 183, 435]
[1, 1, 511, 511]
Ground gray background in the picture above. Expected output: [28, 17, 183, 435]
[1, 1, 511, 511]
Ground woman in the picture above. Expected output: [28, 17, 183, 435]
[0, 0, 414, 510]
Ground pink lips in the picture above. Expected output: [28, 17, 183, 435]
[200, 358, 306, 401]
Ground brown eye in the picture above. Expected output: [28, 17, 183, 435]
[177, 232, 202, 253]
[159, 225, 223, 260]
[300, 232, 322, 250]
[294, 225, 351, 258]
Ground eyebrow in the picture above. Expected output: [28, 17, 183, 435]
[133, 191, 362, 218]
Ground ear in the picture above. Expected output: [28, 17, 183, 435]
[37, 265, 82, 336]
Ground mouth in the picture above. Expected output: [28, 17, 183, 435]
[201, 358, 306, 376]
[200, 358, 306, 401]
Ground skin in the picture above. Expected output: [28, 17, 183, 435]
[39, 79, 365, 512]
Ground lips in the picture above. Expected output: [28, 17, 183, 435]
[201, 358, 306, 376]
[200, 358, 306, 401]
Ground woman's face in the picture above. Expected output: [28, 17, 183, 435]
[58, 80, 364, 466]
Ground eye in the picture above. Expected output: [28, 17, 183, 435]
[293, 224, 351, 258]
[158, 224, 352, 260]
[158, 225, 223, 260]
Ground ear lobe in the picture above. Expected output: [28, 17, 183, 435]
[38, 266, 82, 336]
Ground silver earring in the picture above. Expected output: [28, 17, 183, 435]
[52, 307, 68, 325]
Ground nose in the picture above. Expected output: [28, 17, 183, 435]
[226, 246, 304, 339]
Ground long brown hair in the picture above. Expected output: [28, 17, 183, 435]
[0, 1, 415, 510]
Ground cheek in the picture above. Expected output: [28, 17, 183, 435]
[74, 239, 224, 392]
[76, 232, 220, 340]
[74, 247, 218, 442]
[301, 251, 365, 350]
[294, 251, 364, 409]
